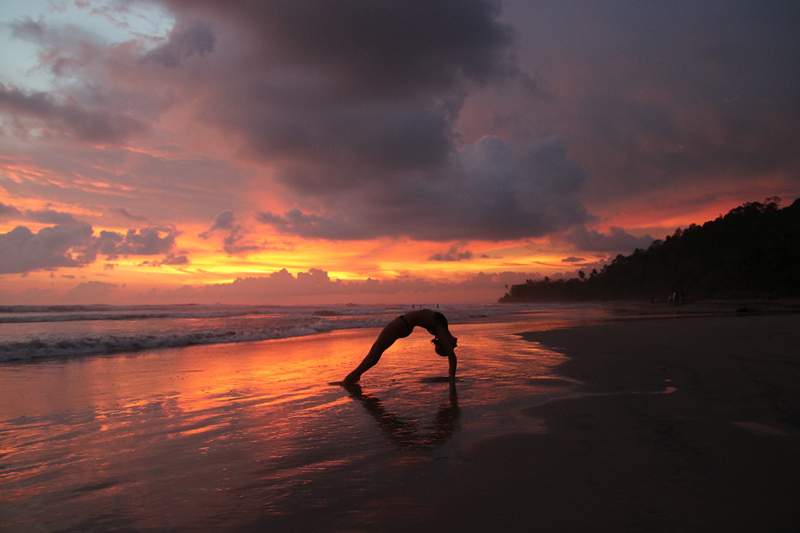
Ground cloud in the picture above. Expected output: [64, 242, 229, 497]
[0, 223, 95, 274]
[199, 210, 235, 235]
[161, 253, 189, 265]
[0, 202, 21, 218]
[0, 268, 543, 305]
[2, 0, 797, 289]
[429, 244, 474, 262]
[0, 83, 146, 143]
[478, 1, 800, 211]
[258, 136, 589, 240]
[140, 252, 190, 267]
[148, 1, 571, 242]
[564, 226, 654, 253]
[165, 0, 520, 184]
[95, 226, 178, 258]
[159, 268, 542, 304]
[200, 211, 258, 254]
[64, 281, 120, 303]
[25, 208, 79, 225]
[144, 22, 215, 67]
[0, 202, 79, 224]
[111, 207, 147, 222]
[9, 18, 45, 41]
[561, 256, 585, 263]
[0, 220, 180, 274]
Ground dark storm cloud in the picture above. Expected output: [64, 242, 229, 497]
[0, 84, 145, 142]
[167, 0, 516, 92]
[167, 0, 518, 180]
[152, 0, 586, 241]
[257, 137, 589, 240]
[564, 226, 653, 253]
[255, 209, 369, 240]
[144, 23, 216, 68]
[490, 0, 800, 206]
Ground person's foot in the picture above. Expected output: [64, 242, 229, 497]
[342, 373, 360, 385]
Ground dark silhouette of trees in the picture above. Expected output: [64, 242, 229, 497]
[499, 198, 800, 302]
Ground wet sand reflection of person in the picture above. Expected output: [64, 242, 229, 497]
[342, 381, 460, 449]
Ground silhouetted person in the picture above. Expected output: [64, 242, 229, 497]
[343, 309, 457, 384]
[342, 381, 460, 448]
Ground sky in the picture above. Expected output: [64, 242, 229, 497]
[0, 0, 798, 304]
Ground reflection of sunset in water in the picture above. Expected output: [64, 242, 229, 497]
[0, 316, 598, 531]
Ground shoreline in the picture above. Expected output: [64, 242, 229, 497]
[328, 313, 800, 532]
[0, 303, 532, 365]
[446, 313, 800, 531]
[4, 312, 799, 531]
[4, 299, 798, 365]
[242, 312, 800, 531]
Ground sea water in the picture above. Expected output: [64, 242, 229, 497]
[0, 303, 613, 531]
[0, 303, 550, 362]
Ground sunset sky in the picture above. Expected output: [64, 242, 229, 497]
[1, 0, 798, 304]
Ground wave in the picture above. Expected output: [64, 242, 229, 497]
[0, 305, 378, 324]
[0, 311, 274, 324]
[0, 303, 531, 363]
[0, 319, 385, 363]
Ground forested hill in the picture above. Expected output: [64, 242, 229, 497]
[499, 199, 800, 302]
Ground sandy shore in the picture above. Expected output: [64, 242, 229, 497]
[3, 311, 799, 531]
[348, 313, 800, 532]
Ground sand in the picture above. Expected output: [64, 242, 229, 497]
[2, 311, 799, 531]
[236, 313, 800, 531]
[347, 313, 800, 532]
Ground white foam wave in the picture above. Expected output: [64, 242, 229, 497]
[0, 304, 530, 363]
[0, 319, 384, 363]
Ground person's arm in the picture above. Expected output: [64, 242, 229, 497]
[448, 353, 457, 380]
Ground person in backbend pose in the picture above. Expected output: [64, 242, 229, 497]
[343, 309, 458, 384]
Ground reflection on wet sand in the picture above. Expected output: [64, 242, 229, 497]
[0, 319, 578, 531]
[342, 381, 460, 449]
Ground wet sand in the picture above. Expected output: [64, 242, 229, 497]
[360, 313, 800, 532]
[2, 312, 799, 531]
[0, 318, 576, 532]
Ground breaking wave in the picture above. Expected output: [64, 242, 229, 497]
[0, 304, 525, 363]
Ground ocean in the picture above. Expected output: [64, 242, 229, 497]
[0, 302, 638, 530]
[0, 303, 543, 363]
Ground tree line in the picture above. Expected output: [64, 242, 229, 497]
[499, 198, 800, 302]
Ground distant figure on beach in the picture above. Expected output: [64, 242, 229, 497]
[343, 309, 458, 384]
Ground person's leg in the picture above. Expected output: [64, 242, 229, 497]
[344, 319, 404, 383]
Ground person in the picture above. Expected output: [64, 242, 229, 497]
[343, 309, 458, 384]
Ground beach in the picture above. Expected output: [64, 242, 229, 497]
[2, 308, 799, 531]
[401, 313, 800, 532]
